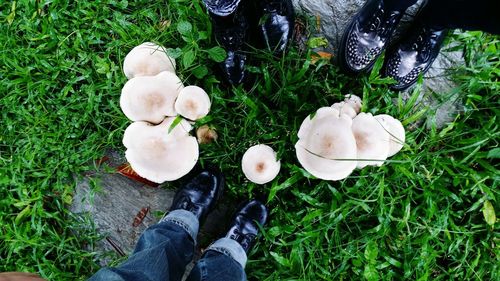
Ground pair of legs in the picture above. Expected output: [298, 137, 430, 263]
[88, 213, 245, 281]
[339, 0, 500, 90]
[203, 0, 294, 85]
[89, 168, 267, 281]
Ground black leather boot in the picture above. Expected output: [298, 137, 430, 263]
[256, 0, 295, 54]
[225, 200, 268, 253]
[170, 168, 224, 223]
[339, 0, 405, 73]
[205, 0, 252, 85]
[383, 25, 448, 90]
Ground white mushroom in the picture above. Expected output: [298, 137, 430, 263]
[120, 71, 184, 123]
[295, 113, 357, 181]
[331, 101, 357, 119]
[352, 113, 390, 168]
[123, 117, 198, 183]
[344, 94, 362, 113]
[123, 42, 176, 79]
[241, 144, 281, 184]
[174, 86, 211, 121]
[374, 114, 405, 157]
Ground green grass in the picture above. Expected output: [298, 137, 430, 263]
[1, 0, 498, 280]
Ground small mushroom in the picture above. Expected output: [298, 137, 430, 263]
[123, 42, 176, 79]
[174, 86, 211, 121]
[352, 113, 390, 168]
[196, 125, 218, 144]
[123, 117, 198, 183]
[344, 94, 362, 113]
[120, 71, 184, 123]
[331, 101, 357, 119]
[241, 144, 281, 184]
[374, 114, 405, 157]
[295, 112, 357, 181]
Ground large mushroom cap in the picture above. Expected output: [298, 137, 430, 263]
[123, 42, 176, 79]
[241, 144, 281, 184]
[352, 113, 390, 168]
[295, 113, 357, 181]
[374, 114, 405, 157]
[120, 71, 184, 123]
[174, 86, 211, 121]
[123, 118, 198, 183]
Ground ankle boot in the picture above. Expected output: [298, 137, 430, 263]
[225, 200, 268, 253]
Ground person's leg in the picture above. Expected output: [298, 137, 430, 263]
[203, 1, 251, 85]
[88, 211, 198, 281]
[186, 200, 268, 281]
[418, 0, 500, 34]
[186, 244, 247, 281]
[88, 168, 224, 281]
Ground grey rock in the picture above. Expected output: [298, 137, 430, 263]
[70, 151, 175, 264]
[421, 40, 464, 127]
[292, 0, 364, 50]
[71, 150, 233, 267]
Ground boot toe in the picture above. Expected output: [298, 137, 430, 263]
[239, 200, 268, 226]
[220, 51, 246, 85]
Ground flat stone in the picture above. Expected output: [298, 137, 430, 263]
[421, 41, 464, 127]
[71, 150, 233, 266]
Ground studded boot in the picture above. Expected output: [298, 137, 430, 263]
[338, 0, 405, 73]
[383, 24, 448, 90]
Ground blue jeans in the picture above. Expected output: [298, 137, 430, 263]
[88, 210, 247, 281]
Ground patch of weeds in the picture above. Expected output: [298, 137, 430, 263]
[1, 0, 498, 280]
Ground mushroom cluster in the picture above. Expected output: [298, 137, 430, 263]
[119, 42, 213, 183]
[295, 94, 405, 181]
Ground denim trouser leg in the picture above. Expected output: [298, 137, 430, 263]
[186, 238, 247, 281]
[88, 210, 199, 281]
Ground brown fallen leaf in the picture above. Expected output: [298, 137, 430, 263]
[133, 206, 151, 227]
[311, 51, 333, 64]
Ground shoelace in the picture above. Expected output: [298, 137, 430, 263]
[367, 9, 400, 38]
[229, 228, 256, 251]
[411, 28, 440, 61]
[176, 195, 202, 215]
